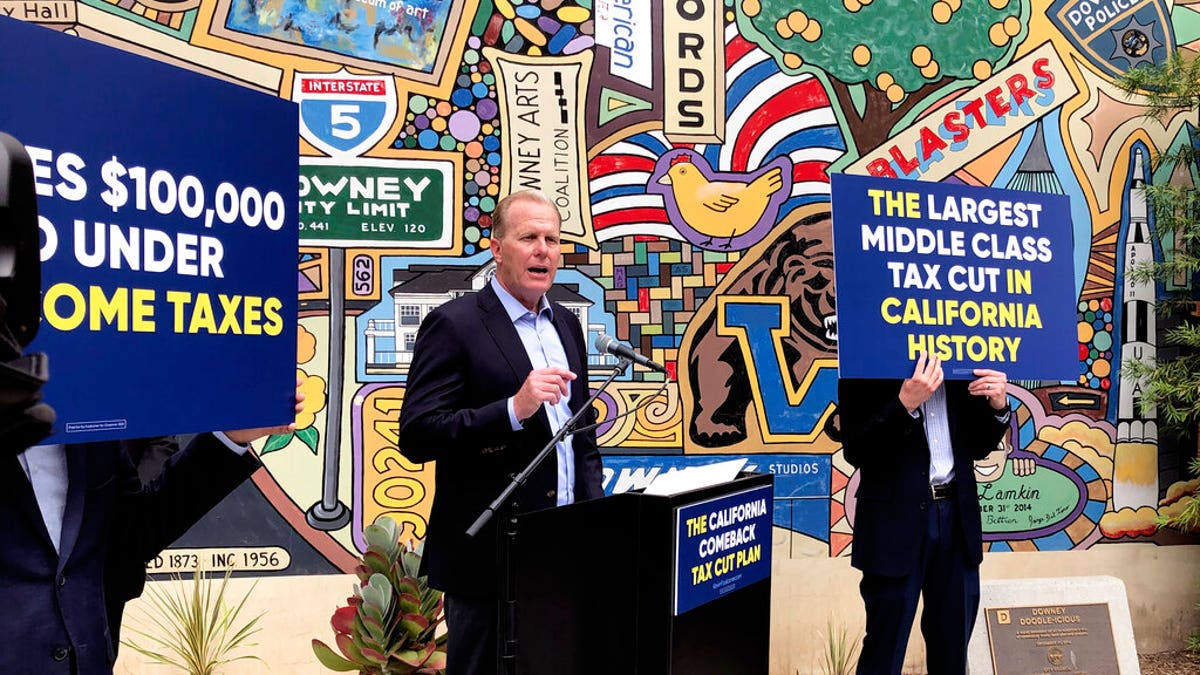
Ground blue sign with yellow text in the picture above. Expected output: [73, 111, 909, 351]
[674, 484, 772, 615]
[831, 173, 1077, 381]
[0, 17, 298, 442]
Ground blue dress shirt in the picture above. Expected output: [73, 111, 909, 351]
[491, 277, 576, 506]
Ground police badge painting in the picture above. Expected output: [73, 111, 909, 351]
[211, 0, 471, 83]
[1048, 0, 1174, 79]
[293, 69, 398, 158]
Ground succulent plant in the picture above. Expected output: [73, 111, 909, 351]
[312, 516, 447, 674]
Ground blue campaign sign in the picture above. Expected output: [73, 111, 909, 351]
[673, 484, 772, 616]
[831, 173, 1077, 381]
[0, 17, 298, 443]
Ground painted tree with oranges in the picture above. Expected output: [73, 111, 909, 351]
[735, 0, 1029, 156]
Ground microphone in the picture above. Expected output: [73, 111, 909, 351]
[594, 333, 667, 373]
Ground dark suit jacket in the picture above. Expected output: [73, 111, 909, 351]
[398, 283, 604, 599]
[0, 434, 259, 674]
[837, 378, 1007, 577]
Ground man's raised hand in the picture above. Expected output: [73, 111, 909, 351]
[898, 351, 943, 413]
[969, 368, 1009, 410]
[513, 366, 576, 423]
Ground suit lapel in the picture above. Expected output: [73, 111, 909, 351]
[56, 443, 89, 567]
[478, 283, 535, 384]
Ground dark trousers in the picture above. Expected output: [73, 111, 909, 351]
[856, 498, 980, 675]
[445, 593, 498, 675]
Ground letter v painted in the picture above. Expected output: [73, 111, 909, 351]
[716, 296, 838, 442]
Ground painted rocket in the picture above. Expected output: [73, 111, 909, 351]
[1117, 147, 1157, 445]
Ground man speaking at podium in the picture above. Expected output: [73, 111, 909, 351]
[399, 190, 604, 675]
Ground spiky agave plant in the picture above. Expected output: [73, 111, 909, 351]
[121, 566, 263, 675]
[312, 516, 447, 674]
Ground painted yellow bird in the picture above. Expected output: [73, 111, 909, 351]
[656, 155, 784, 248]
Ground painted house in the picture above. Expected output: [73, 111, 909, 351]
[364, 262, 596, 374]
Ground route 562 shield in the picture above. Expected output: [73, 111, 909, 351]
[293, 69, 397, 158]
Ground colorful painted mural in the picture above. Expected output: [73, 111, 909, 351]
[10, 0, 1200, 576]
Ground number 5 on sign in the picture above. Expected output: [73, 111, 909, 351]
[293, 69, 397, 158]
[330, 105, 362, 140]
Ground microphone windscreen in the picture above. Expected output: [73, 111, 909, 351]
[594, 333, 614, 353]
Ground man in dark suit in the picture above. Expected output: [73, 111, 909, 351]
[1, 418, 302, 675]
[399, 190, 604, 675]
[837, 353, 1010, 675]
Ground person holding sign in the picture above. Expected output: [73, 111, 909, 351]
[399, 190, 603, 675]
[837, 353, 1010, 675]
[1, 395, 305, 675]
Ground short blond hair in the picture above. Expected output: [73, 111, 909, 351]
[491, 190, 560, 240]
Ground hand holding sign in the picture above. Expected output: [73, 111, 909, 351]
[899, 352, 944, 413]
[223, 377, 307, 446]
[969, 368, 1009, 411]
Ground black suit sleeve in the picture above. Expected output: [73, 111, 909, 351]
[112, 433, 259, 565]
[837, 378, 926, 470]
[398, 307, 514, 464]
[104, 435, 257, 656]
[122, 435, 178, 484]
[954, 388, 1011, 461]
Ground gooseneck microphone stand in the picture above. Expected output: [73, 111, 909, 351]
[466, 357, 631, 675]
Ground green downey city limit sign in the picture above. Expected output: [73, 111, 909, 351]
[299, 157, 453, 248]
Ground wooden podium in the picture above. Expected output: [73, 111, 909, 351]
[510, 472, 773, 675]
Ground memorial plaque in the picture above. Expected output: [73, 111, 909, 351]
[984, 603, 1119, 674]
